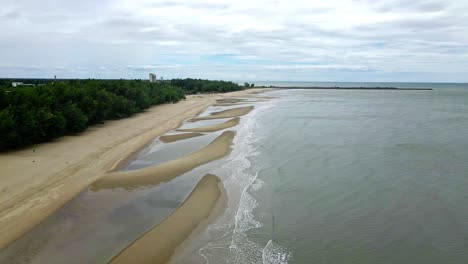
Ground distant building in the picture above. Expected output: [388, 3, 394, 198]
[149, 73, 157, 83]
[11, 82, 23, 87]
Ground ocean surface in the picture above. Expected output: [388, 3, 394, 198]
[193, 86, 468, 263]
[250, 81, 468, 89]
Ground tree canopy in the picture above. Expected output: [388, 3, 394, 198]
[0, 78, 248, 151]
[170, 78, 243, 94]
[0, 80, 185, 150]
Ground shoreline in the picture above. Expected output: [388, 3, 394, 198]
[177, 117, 240, 133]
[109, 174, 225, 264]
[91, 131, 235, 190]
[159, 132, 204, 143]
[0, 88, 269, 249]
[189, 106, 254, 122]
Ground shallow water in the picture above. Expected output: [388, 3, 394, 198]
[0, 106, 239, 263]
[193, 88, 468, 263]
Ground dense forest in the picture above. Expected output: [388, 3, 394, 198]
[170, 78, 248, 94]
[0, 78, 246, 151]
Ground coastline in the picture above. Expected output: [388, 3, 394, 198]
[109, 174, 225, 264]
[189, 106, 254, 121]
[91, 131, 235, 190]
[159, 132, 204, 143]
[0, 88, 269, 250]
[177, 117, 240, 133]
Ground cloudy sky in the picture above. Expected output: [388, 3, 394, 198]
[1, 0, 468, 82]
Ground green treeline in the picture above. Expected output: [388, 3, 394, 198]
[170, 78, 244, 94]
[0, 80, 185, 150]
[0, 78, 248, 151]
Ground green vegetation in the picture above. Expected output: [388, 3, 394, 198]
[170, 78, 244, 94]
[0, 78, 249, 151]
[0, 80, 185, 151]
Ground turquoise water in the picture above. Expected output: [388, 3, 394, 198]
[197, 88, 468, 263]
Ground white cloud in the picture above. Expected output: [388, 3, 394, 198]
[0, 0, 467, 81]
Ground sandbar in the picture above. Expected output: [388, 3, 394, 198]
[0, 88, 265, 249]
[189, 106, 254, 122]
[91, 131, 235, 190]
[177, 117, 240, 133]
[215, 98, 247, 104]
[212, 102, 248, 107]
[159, 133, 204, 143]
[109, 174, 223, 264]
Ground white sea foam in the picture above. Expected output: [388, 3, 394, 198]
[227, 100, 290, 264]
[262, 240, 291, 264]
[194, 98, 290, 264]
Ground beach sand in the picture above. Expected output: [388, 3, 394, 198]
[215, 98, 247, 104]
[189, 106, 254, 122]
[177, 117, 240, 133]
[212, 102, 248, 107]
[159, 132, 204, 143]
[91, 131, 235, 190]
[110, 174, 224, 264]
[0, 88, 268, 249]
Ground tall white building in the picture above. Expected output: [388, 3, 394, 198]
[149, 73, 157, 83]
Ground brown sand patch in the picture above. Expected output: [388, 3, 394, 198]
[215, 98, 247, 104]
[159, 133, 204, 143]
[177, 117, 239, 133]
[109, 174, 223, 264]
[91, 131, 235, 190]
[189, 106, 254, 122]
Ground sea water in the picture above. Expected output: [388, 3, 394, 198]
[197, 87, 468, 263]
[2, 85, 467, 264]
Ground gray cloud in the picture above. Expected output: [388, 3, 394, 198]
[374, 0, 447, 13]
[1, 10, 21, 19]
[0, 0, 467, 81]
[148, 1, 230, 10]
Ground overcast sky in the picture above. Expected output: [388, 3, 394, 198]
[1, 0, 468, 82]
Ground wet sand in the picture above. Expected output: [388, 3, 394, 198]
[189, 106, 254, 122]
[212, 102, 248, 107]
[177, 117, 240, 133]
[215, 98, 247, 104]
[91, 131, 235, 190]
[0, 88, 266, 249]
[159, 132, 204, 143]
[110, 174, 224, 264]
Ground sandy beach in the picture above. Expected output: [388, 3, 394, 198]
[177, 117, 240, 133]
[216, 98, 247, 103]
[110, 174, 224, 264]
[189, 106, 254, 122]
[159, 132, 204, 143]
[91, 131, 235, 190]
[212, 98, 250, 106]
[0, 88, 268, 250]
[213, 102, 248, 107]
